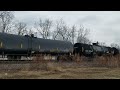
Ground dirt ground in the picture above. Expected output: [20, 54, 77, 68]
[0, 62, 120, 79]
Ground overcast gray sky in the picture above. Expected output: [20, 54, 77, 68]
[14, 11, 120, 46]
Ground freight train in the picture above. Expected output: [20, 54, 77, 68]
[0, 32, 119, 60]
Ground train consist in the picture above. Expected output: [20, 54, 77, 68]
[0, 32, 119, 60]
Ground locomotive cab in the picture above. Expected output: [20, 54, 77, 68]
[73, 43, 93, 57]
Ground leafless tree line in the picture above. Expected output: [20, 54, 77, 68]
[0, 11, 119, 49]
[0, 11, 14, 33]
[0, 11, 91, 44]
[34, 18, 52, 39]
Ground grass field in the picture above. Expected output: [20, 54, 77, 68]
[0, 55, 120, 79]
[0, 62, 120, 79]
[0, 66, 120, 79]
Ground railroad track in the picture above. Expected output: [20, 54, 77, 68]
[0, 60, 35, 64]
[0, 59, 57, 64]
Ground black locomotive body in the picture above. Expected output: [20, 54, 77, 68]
[0, 33, 73, 59]
[73, 43, 93, 57]
[111, 47, 119, 55]
[92, 45, 104, 56]
[73, 42, 119, 57]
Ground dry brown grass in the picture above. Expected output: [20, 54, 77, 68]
[71, 54, 120, 68]
[29, 54, 120, 71]
[92, 55, 120, 68]
[1, 66, 120, 79]
[0, 54, 120, 79]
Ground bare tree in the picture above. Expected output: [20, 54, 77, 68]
[34, 18, 52, 39]
[26, 28, 38, 37]
[14, 21, 27, 35]
[0, 11, 14, 33]
[70, 25, 77, 44]
[58, 24, 70, 41]
[52, 31, 59, 40]
[77, 25, 90, 44]
[28, 28, 34, 35]
[111, 43, 120, 49]
[99, 42, 106, 46]
[52, 19, 71, 41]
[52, 19, 64, 40]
